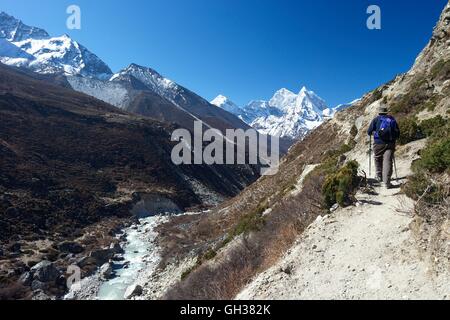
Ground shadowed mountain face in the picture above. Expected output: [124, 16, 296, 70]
[69, 64, 294, 151]
[0, 64, 259, 242]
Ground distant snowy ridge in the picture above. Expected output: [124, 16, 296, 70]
[211, 87, 356, 140]
[0, 12, 49, 42]
[0, 12, 112, 79]
[210, 95, 244, 116]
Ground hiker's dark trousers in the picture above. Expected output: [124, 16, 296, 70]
[373, 143, 395, 184]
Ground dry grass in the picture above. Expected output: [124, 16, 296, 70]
[163, 167, 327, 300]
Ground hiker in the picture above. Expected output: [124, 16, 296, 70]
[367, 105, 400, 188]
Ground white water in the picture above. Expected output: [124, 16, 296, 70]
[96, 215, 167, 300]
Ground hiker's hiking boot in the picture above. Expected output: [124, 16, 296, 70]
[382, 182, 392, 189]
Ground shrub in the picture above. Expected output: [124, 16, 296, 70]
[403, 173, 447, 204]
[181, 265, 197, 280]
[371, 89, 383, 103]
[322, 160, 359, 208]
[202, 249, 217, 261]
[398, 117, 423, 145]
[390, 78, 430, 115]
[225, 202, 268, 243]
[430, 59, 450, 81]
[350, 125, 358, 138]
[423, 95, 439, 112]
[420, 115, 447, 138]
[413, 138, 450, 174]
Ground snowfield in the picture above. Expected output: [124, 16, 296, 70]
[211, 87, 355, 140]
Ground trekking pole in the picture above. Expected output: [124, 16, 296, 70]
[393, 154, 399, 181]
[368, 135, 372, 178]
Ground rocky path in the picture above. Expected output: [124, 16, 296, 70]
[237, 141, 449, 300]
[237, 183, 449, 300]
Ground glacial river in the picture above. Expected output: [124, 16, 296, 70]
[96, 215, 167, 300]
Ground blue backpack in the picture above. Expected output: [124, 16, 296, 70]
[376, 116, 398, 142]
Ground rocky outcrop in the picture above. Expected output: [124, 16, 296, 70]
[412, 1, 450, 74]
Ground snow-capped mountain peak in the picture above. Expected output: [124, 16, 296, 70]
[111, 63, 177, 94]
[269, 88, 297, 111]
[0, 12, 49, 42]
[210, 85, 349, 140]
[211, 94, 229, 106]
[211, 95, 243, 115]
[0, 12, 112, 79]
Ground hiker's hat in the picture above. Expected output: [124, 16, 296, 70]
[378, 105, 389, 115]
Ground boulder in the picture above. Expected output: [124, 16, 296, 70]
[110, 242, 124, 254]
[31, 261, 60, 282]
[112, 254, 125, 262]
[58, 241, 84, 254]
[76, 256, 97, 268]
[89, 248, 114, 264]
[99, 262, 114, 280]
[124, 284, 143, 299]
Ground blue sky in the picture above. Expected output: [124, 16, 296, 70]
[1, 0, 447, 107]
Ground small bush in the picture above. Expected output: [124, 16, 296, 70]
[398, 117, 423, 145]
[403, 173, 447, 204]
[339, 143, 353, 154]
[371, 89, 383, 103]
[180, 248, 219, 281]
[224, 202, 268, 244]
[390, 78, 430, 115]
[181, 265, 197, 280]
[420, 115, 447, 138]
[430, 59, 450, 81]
[322, 160, 359, 208]
[424, 102, 435, 112]
[202, 249, 217, 261]
[413, 139, 450, 174]
[350, 125, 358, 138]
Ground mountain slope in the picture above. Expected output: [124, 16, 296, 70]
[0, 63, 260, 298]
[111, 64, 256, 133]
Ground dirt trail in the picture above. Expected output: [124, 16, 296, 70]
[236, 142, 449, 300]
